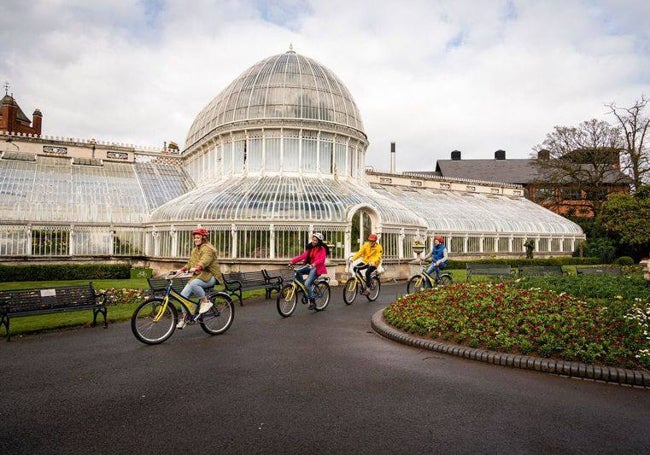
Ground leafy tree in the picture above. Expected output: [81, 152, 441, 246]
[532, 119, 628, 218]
[606, 96, 650, 192]
[601, 185, 650, 259]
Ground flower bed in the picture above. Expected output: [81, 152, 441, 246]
[384, 281, 650, 370]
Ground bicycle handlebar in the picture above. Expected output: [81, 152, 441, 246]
[164, 270, 193, 280]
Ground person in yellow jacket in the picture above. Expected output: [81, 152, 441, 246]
[350, 233, 383, 295]
[176, 228, 222, 329]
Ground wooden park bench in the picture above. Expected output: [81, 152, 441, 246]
[518, 265, 565, 277]
[576, 266, 622, 276]
[0, 283, 108, 341]
[222, 270, 276, 306]
[466, 263, 513, 282]
[146, 275, 193, 299]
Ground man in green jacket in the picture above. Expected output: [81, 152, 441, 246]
[177, 228, 222, 329]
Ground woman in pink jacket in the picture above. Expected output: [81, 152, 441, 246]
[289, 232, 329, 310]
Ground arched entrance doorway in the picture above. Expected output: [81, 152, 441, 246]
[348, 205, 379, 253]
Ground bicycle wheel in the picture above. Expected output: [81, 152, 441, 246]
[277, 284, 298, 317]
[366, 277, 381, 301]
[200, 292, 235, 335]
[313, 281, 331, 311]
[407, 275, 426, 294]
[131, 298, 177, 345]
[343, 279, 358, 305]
[438, 274, 453, 286]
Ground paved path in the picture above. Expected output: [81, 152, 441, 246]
[1, 283, 649, 454]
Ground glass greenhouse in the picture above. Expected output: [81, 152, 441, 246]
[0, 49, 584, 273]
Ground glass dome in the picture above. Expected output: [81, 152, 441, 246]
[185, 49, 365, 149]
[150, 176, 425, 227]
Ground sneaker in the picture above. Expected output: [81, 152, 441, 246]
[199, 300, 213, 314]
[176, 314, 187, 329]
[308, 299, 316, 310]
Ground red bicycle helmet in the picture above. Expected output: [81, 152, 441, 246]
[192, 228, 209, 237]
[368, 234, 378, 242]
[434, 236, 444, 243]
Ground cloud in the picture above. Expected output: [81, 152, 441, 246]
[1, 0, 648, 172]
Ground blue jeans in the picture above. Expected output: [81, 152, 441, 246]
[294, 265, 318, 300]
[181, 276, 217, 300]
[425, 261, 447, 284]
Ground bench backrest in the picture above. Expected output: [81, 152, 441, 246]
[576, 266, 622, 276]
[466, 264, 512, 281]
[0, 284, 97, 314]
[147, 277, 191, 295]
[518, 265, 564, 276]
[223, 271, 267, 286]
[263, 268, 295, 284]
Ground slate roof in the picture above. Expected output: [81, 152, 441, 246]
[420, 158, 631, 186]
[434, 158, 540, 185]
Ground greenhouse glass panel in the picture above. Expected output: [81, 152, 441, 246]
[320, 140, 333, 174]
[233, 141, 245, 173]
[248, 138, 263, 173]
[284, 137, 300, 171]
[483, 237, 496, 253]
[302, 137, 318, 172]
[467, 237, 481, 253]
[275, 228, 307, 259]
[238, 228, 271, 259]
[266, 138, 281, 172]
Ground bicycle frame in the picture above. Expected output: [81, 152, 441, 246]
[154, 285, 199, 322]
[286, 268, 324, 300]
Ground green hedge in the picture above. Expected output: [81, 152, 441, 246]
[0, 263, 131, 282]
[445, 257, 601, 270]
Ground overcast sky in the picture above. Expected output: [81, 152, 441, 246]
[2, 0, 649, 171]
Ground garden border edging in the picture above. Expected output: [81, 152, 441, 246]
[371, 308, 649, 388]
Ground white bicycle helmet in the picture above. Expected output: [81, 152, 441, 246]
[313, 232, 324, 241]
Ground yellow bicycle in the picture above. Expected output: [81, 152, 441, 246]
[276, 265, 331, 317]
[343, 259, 381, 305]
[407, 260, 452, 293]
[131, 271, 234, 344]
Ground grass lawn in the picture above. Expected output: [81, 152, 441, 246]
[0, 278, 267, 339]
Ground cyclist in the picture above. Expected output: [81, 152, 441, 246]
[350, 233, 383, 295]
[289, 232, 329, 310]
[422, 236, 448, 286]
[176, 227, 222, 329]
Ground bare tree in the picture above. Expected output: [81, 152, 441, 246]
[532, 119, 628, 218]
[606, 95, 650, 192]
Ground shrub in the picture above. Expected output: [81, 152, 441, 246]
[0, 263, 131, 282]
[614, 256, 635, 266]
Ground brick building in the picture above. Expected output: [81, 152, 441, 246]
[0, 89, 42, 136]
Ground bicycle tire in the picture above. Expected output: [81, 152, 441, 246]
[366, 277, 381, 301]
[438, 274, 453, 286]
[313, 281, 331, 311]
[407, 275, 426, 294]
[343, 279, 357, 305]
[277, 284, 298, 317]
[200, 292, 235, 335]
[131, 298, 177, 345]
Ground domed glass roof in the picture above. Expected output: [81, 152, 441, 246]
[150, 176, 425, 227]
[184, 49, 365, 148]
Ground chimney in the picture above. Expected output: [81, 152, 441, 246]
[537, 149, 550, 160]
[451, 150, 461, 160]
[390, 142, 396, 174]
[495, 149, 506, 160]
[32, 108, 43, 135]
